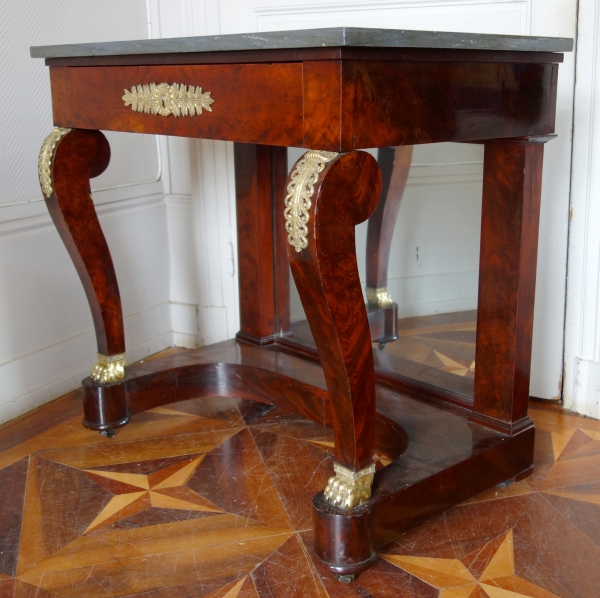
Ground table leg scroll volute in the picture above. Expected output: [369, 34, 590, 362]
[38, 128, 128, 433]
[284, 149, 382, 571]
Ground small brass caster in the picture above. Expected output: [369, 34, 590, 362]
[334, 574, 355, 584]
[378, 342, 387, 351]
[100, 430, 115, 438]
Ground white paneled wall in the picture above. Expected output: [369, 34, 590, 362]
[0, 1, 172, 424]
[155, 0, 576, 402]
[152, 1, 241, 349]
[161, 136, 239, 348]
[249, 0, 532, 33]
[0, 0, 159, 206]
[0, 0, 580, 425]
[287, 144, 484, 323]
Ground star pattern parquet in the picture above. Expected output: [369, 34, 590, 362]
[379, 310, 477, 379]
[291, 311, 478, 381]
[1, 347, 599, 596]
[291, 311, 478, 399]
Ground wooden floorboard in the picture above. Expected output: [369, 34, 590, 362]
[0, 313, 595, 597]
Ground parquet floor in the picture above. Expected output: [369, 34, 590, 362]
[380, 310, 477, 379]
[292, 310, 478, 398]
[1, 317, 599, 597]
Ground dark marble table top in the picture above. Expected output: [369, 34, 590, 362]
[31, 27, 573, 59]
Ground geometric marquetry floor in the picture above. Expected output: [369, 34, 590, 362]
[1, 351, 600, 596]
[292, 310, 478, 382]
[381, 310, 477, 378]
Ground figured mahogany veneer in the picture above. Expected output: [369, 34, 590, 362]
[85, 360, 408, 463]
[472, 138, 547, 433]
[46, 129, 124, 357]
[35, 30, 569, 580]
[287, 152, 381, 472]
[364, 146, 414, 346]
[233, 144, 280, 345]
[50, 52, 559, 151]
[367, 146, 413, 294]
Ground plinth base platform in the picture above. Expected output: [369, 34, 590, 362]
[81, 339, 534, 576]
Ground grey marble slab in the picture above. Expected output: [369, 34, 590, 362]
[31, 27, 572, 59]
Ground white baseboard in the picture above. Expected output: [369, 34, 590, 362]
[170, 302, 232, 347]
[387, 270, 478, 318]
[290, 270, 478, 323]
[0, 304, 172, 427]
[172, 332, 200, 349]
[197, 306, 230, 346]
[567, 358, 600, 420]
[171, 302, 200, 348]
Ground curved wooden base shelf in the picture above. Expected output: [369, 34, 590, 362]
[82, 359, 408, 463]
[80, 340, 534, 577]
[312, 426, 534, 574]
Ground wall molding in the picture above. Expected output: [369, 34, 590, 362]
[0, 301, 172, 426]
[0, 300, 170, 370]
[252, 0, 528, 16]
[252, 0, 530, 31]
[164, 193, 192, 209]
[0, 0, 171, 426]
[193, 139, 240, 340]
[571, 358, 600, 420]
[0, 181, 165, 238]
[406, 162, 483, 187]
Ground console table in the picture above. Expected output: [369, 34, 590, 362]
[31, 27, 572, 581]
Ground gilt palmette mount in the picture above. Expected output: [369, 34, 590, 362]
[38, 127, 72, 198]
[284, 150, 339, 252]
[122, 83, 214, 117]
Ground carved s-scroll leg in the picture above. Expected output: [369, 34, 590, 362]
[39, 128, 128, 432]
[365, 145, 413, 347]
[367, 145, 413, 304]
[284, 150, 381, 510]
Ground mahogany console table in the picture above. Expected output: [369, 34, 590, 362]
[31, 27, 572, 581]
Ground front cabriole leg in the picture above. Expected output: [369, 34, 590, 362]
[366, 145, 413, 348]
[284, 150, 382, 573]
[39, 128, 128, 434]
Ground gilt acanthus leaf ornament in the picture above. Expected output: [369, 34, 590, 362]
[284, 150, 339, 252]
[324, 463, 376, 510]
[122, 83, 214, 117]
[38, 127, 71, 198]
[91, 353, 126, 384]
